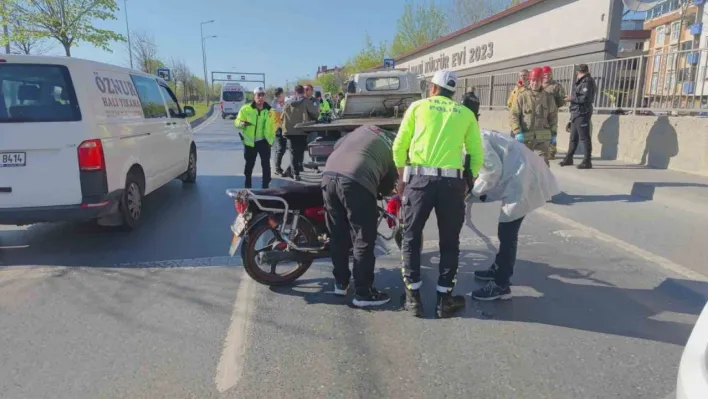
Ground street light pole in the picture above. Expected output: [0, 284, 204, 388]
[200, 20, 214, 105]
[124, 0, 133, 69]
[2, 0, 11, 54]
[203, 35, 216, 105]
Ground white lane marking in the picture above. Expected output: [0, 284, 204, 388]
[192, 107, 219, 133]
[536, 208, 708, 283]
[215, 271, 257, 393]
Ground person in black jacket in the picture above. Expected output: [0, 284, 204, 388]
[560, 64, 596, 169]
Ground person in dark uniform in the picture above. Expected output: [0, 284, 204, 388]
[321, 125, 398, 308]
[560, 64, 596, 169]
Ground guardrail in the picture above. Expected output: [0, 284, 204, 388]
[189, 104, 216, 128]
[456, 48, 708, 115]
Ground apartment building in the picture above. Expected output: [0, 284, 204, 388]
[643, 0, 706, 108]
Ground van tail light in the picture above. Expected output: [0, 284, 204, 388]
[235, 198, 248, 214]
[78, 139, 105, 172]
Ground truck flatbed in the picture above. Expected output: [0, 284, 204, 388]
[295, 117, 403, 133]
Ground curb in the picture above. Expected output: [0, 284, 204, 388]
[189, 104, 216, 129]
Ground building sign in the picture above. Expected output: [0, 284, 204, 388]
[93, 71, 143, 119]
[406, 42, 495, 75]
[383, 58, 395, 69]
[398, 0, 616, 76]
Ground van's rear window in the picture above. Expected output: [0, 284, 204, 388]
[223, 91, 244, 102]
[0, 64, 81, 123]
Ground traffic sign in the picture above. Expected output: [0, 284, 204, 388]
[241, 75, 246, 80]
[383, 58, 395, 69]
[156, 68, 171, 81]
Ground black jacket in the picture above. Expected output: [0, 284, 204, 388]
[569, 73, 596, 119]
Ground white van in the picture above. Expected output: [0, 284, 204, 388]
[0, 55, 198, 229]
[220, 83, 246, 119]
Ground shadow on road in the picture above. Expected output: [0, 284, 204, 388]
[0, 175, 296, 268]
[449, 251, 705, 346]
[551, 191, 647, 205]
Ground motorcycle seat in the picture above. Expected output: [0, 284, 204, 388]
[248, 184, 324, 211]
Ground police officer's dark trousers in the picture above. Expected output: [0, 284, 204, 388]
[273, 128, 287, 173]
[402, 175, 466, 291]
[244, 140, 271, 189]
[321, 174, 378, 295]
[566, 115, 592, 163]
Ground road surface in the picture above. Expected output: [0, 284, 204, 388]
[1, 113, 706, 399]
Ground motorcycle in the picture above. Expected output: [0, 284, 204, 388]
[226, 184, 402, 286]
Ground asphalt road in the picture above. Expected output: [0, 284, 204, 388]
[1, 114, 706, 399]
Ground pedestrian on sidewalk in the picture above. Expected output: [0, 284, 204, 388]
[321, 125, 398, 308]
[560, 64, 596, 169]
[271, 87, 287, 176]
[461, 92, 560, 300]
[392, 70, 484, 319]
[235, 87, 276, 189]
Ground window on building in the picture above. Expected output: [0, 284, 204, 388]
[635, 42, 643, 51]
[650, 73, 659, 94]
[670, 21, 680, 42]
[664, 72, 676, 92]
[667, 45, 678, 69]
[655, 26, 665, 46]
[653, 49, 663, 72]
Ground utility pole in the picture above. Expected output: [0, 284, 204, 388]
[124, 0, 133, 69]
[200, 20, 215, 105]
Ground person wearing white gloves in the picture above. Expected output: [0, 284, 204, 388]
[461, 91, 560, 301]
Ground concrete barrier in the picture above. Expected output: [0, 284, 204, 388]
[189, 104, 216, 129]
[481, 110, 708, 177]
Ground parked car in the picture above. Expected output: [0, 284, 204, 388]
[0, 55, 197, 229]
[676, 301, 708, 399]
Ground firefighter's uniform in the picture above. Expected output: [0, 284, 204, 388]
[542, 66, 567, 160]
[392, 70, 484, 318]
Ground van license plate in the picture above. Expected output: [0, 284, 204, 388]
[1, 152, 26, 168]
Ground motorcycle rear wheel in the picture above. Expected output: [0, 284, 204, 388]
[241, 217, 318, 286]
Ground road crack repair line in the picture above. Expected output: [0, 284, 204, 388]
[215, 270, 257, 393]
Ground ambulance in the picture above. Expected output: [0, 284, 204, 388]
[220, 83, 246, 119]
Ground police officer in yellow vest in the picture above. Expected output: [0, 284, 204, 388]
[235, 87, 276, 188]
[392, 70, 484, 319]
[315, 91, 331, 120]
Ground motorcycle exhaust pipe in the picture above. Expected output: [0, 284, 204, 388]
[258, 250, 331, 264]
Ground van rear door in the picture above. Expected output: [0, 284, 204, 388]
[0, 62, 84, 208]
[222, 87, 244, 115]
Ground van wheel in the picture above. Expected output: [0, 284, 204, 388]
[181, 148, 197, 184]
[120, 172, 144, 230]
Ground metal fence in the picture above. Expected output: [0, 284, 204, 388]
[455, 48, 708, 115]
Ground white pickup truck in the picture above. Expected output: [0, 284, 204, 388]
[676, 302, 708, 398]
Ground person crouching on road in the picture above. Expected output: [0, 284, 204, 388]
[321, 125, 398, 307]
[510, 67, 558, 167]
[392, 69, 484, 319]
[235, 87, 276, 189]
[461, 92, 560, 300]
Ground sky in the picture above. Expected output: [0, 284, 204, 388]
[43, 0, 641, 91]
[62, 0, 418, 90]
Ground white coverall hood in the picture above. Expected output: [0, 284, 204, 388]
[469, 129, 560, 222]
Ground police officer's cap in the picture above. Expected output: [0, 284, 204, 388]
[431, 70, 458, 92]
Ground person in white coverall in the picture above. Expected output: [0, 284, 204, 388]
[460, 91, 560, 301]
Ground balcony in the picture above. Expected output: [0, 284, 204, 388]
[683, 81, 695, 94]
[690, 23, 703, 36]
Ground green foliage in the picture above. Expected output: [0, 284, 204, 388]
[389, 0, 448, 57]
[315, 72, 345, 95]
[343, 34, 388, 74]
[14, 0, 125, 56]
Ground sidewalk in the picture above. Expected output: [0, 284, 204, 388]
[550, 154, 708, 218]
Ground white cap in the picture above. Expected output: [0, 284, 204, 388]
[431, 70, 458, 92]
[253, 86, 265, 94]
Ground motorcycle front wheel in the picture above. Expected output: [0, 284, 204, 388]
[241, 217, 319, 286]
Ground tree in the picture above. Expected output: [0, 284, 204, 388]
[315, 70, 347, 94]
[344, 34, 388, 73]
[15, 0, 125, 57]
[389, 0, 448, 57]
[11, 25, 53, 55]
[129, 31, 162, 74]
[168, 58, 190, 102]
[447, 0, 519, 31]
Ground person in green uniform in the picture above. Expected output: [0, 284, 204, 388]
[235, 87, 276, 188]
[392, 70, 484, 319]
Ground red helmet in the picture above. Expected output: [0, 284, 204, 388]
[542, 66, 552, 74]
[529, 67, 544, 81]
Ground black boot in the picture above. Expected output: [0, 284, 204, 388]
[402, 288, 423, 318]
[436, 291, 465, 319]
[577, 160, 593, 169]
[244, 177, 252, 189]
[558, 157, 573, 167]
